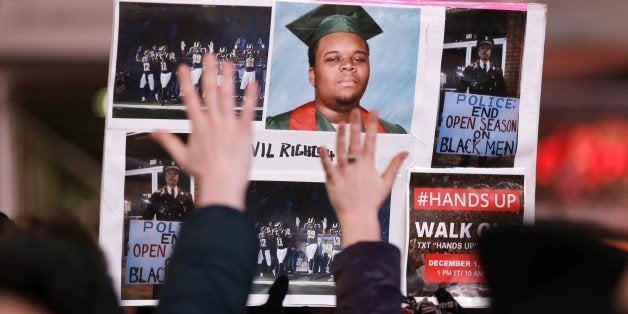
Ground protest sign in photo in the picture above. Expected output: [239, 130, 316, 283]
[431, 8, 527, 168]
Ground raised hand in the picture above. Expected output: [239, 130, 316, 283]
[151, 54, 258, 212]
[319, 109, 408, 248]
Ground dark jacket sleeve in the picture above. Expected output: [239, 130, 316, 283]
[156, 205, 258, 314]
[332, 242, 402, 313]
[142, 193, 158, 220]
[456, 65, 473, 93]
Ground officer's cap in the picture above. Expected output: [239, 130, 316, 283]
[163, 161, 181, 174]
[286, 4, 383, 47]
[477, 35, 494, 48]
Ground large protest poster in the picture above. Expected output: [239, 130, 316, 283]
[406, 171, 525, 305]
[99, 0, 546, 307]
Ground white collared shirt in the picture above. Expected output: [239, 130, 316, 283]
[167, 186, 179, 196]
[479, 60, 491, 72]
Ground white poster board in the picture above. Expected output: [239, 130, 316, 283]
[99, 0, 546, 308]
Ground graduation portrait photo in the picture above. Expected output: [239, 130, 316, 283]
[264, 1, 420, 133]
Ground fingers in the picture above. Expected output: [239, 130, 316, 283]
[381, 151, 409, 190]
[240, 81, 258, 127]
[348, 109, 362, 157]
[201, 54, 219, 118]
[363, 110, 378, 162]
[336, 123, 347, 168]
[178, 64, 204, 131]
[319, 146, 337, 180]
[150, 132, 189, 170]
[218, 60, 236, 118]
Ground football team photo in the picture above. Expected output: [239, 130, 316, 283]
[246, 180, 392, 296]
[111, 1, 271, 120]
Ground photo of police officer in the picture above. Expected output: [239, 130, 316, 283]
[432, 9, 526, 168]
[456, 35, 506, 97]
[142, 161, 195, 221]
[122, 133, 195, 300]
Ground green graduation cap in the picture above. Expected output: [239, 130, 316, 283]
[286, 4, 383, 47]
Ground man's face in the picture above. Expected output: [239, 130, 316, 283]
[309, 32, 370, 110]
[478, 43, 492, 61]
[165, 170, 179, 187]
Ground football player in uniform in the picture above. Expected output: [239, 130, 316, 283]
[327, 223, 342, 281]
[182, 41, 206, 92]
[240, 43, 257, 100]
[302, 218, 320, 277]
[234, 37, 242, 52]
[231, 45, 239, 63]
[136, 47, 158, 102]
[158, 46, 176, 104]
[255, 37, 267, 58]
[311, 222, 329, 275]
[254, 38, 268, 100]
[167, 52, 181, 102]
[216, 47, 228, 87]
[142, 162, 195, 221]
[274, 222, 292, 276]
[257, 226, 271, 277]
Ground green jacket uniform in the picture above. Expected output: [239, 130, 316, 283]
[266, 102, 406, 134]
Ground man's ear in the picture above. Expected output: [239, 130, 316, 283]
[308, 67, 315, 87]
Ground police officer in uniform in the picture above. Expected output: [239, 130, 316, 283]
[142, 162, 194, 221]
[457, 35, 506, 97]
[456, 35, 506, 167]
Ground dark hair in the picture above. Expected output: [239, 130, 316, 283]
[307, 37, 370, 68]
[0, 212, 121, 314]
[0, 212, 16, 236]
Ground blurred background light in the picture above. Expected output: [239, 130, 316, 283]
[92, 87, 108, 118]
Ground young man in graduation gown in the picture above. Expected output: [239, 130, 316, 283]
[265, 5, 407, 134]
